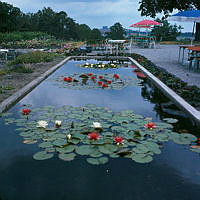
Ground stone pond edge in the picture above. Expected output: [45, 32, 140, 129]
[0, 55, 200, 126]
[0, 56, 71, 113]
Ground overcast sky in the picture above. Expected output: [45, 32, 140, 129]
[2, 0, 193, 32]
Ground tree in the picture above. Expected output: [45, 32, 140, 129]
[0, 1, 22, 32]
[77, 24, 91, 40]
[106, 22, 125, 39]
[151, 18, 182, 41]
[138, 0, 200, 40]
[90, 28, 102, 40]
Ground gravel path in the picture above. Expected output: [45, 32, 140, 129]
[131, 45, 200, 88]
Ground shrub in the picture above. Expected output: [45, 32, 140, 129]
[8, 51, 59, 65]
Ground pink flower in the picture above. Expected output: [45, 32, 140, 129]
[107, 80, 112, 84]
[21, 108, 31, 115]
[88, 132, 100, 140]
[145, 122, 156, 129]
[87, 73, 93, 76]
[114, 136, 124, 145]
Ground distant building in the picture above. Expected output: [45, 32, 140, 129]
[99, 26, 110, 37]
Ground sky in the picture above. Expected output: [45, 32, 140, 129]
[2, 0, 194, 32]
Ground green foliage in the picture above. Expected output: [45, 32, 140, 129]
[9, 64, 33, 73]
[106, 22, 125, 39]
[0, 32, 52, 43]
[8, 51, 59, 65]
[151, 18, 182, 41]
[139, 0, 200, 18]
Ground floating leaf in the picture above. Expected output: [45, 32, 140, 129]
[33, 151, 54, 160]
[163, 118, 178, 124]
[86, 157, 109, 165]
[58, 153, 76, 161]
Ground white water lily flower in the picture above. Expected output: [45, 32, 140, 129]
[55, 120, 62, 126]
[85, 63, 89, 65]
[67, 134, 72, 139]
[37, 120, 48, 128]
[92, 122, 102, 128]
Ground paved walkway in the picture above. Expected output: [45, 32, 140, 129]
[131, 45, 200, 88]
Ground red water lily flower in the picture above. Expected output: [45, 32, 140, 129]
[88, 132, 100, 140]
[21, 108, 31, 115]
[64, 77, 73, 82]
[114, 136, 124, 144]
[98, 81, 103, 86]
[107, 80, 112, 84]
[113, 74, 120, 79]
[99, 75, 104, 79]
[87, 73, 93, 76]
[102, 83, 108, 88]
[90, 76, 96, 80]
[145, 122, 156, 129]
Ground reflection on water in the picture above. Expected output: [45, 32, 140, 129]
[0, 60, 200, 200]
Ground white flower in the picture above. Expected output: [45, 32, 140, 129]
[37, 120, 48, 128]
[55, 120, 62, 126]
[85, 63, 89, 65]
[92, 122, 102, 128]
[67, 134, 72, 139]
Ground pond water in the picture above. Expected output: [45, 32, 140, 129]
[0, 59, 200, 200]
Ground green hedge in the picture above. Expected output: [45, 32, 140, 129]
[8, 51, 59, 65]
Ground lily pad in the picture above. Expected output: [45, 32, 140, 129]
[33, 151, 54, 160]
[58, 153, 76, 161]
[86, 157, 109, 165]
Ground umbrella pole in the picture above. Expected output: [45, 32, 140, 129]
[191, 21, 195, 45]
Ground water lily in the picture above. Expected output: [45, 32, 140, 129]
[145, 122, 156, 129]
[99, 75, 104, 79]
[92, 122, 102, 128]
[98, 81, 103, 86]
[21, 108, 31, 115]
[102, 84, 108, 88]
[55, 120, 62, 127]
[88, 132, 100, 140]
[90, 76, 96, 80]
[67, 134, 72, 140]
[107, 80, 112, 84]
[113, 74, 120, 79]
[87, 73, 93, 76]
[64, 77, 73, 82]
[37, 120, 48, 128]
[114, 136, 124, 145]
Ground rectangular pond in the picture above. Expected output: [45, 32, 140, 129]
[0, 59, 200, 200]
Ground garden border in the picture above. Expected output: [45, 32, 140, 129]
[1, 55, 200, 126]
[0, 56, 71, 113]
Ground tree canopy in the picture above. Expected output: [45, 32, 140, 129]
[0, 1, 102, 41]
[106, 22, 125, 39]
[139, 0, 200, 18]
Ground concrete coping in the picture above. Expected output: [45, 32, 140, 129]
[128, 57, 200, 126]
[0, 55, 200, 127]
[0, 57, 71, 113]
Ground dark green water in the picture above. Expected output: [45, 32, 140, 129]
[0, 60, 199, 200]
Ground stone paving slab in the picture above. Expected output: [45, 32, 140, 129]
[131, 45, 200, 88]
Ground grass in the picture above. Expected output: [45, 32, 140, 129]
[8, 51, 59, 66]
